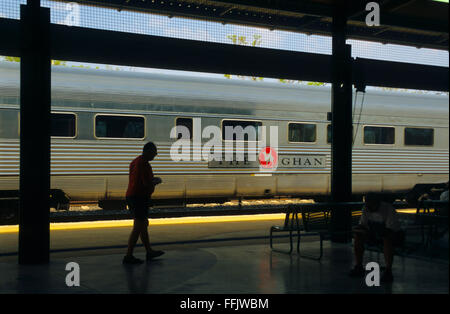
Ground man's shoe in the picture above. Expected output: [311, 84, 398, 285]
[381, 270, 394, 283]
[349, 264, 365, 277]
[123, 255, 144, 264]
[146, 250, 165, 261]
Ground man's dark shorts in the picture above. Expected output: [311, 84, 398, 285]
[365, 222, 404, 247]
[126, 196, 150, 220]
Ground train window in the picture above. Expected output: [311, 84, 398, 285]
[95, 115, 145, 139]
[327, 124, 354, 144]
[288, 123, 316, 143]
[222, 120, 262, 141]
[175, 117, 193, 140]
[404, 128, 434, 146]
[51, 113, 76, 137]
[363, 126, 395, 144]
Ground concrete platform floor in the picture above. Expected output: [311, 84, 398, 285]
[0, 214, 448, 296]
[0, 240, 448, 294]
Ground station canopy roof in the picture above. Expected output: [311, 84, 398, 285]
[60, 0, 449, 50]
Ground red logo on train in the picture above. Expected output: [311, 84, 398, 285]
[258, 146, 278, 169]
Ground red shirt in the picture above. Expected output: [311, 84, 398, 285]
[126, 155, 154, 197]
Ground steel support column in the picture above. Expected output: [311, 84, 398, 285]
[330, 3, 353, 243]
[18, 1, 51, 264]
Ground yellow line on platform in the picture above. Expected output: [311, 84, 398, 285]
[397, 209, 417, 214]
[0, 213, 286, 234]
[0, 210, 418, 234]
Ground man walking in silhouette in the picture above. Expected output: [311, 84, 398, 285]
[123, 142, 164, 264]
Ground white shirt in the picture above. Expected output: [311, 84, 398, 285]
[440, 190, 449, 201]
[359, 201, 401, 232]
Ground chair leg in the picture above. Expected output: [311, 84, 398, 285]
[270, 228, 274, 249]
[318, 234, 323, 260]
[288, 230, 293, 254]
[298, 232, 322, 260]
[270, 229, 294, 254]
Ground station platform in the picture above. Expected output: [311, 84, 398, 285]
[0, 214, 448, 295]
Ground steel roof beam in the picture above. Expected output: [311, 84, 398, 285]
[0, 18, 448, 91]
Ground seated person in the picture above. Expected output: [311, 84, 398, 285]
[440, 189, 449, 202]
[438, 182, 448, 216]
[349, 193, 404, 283]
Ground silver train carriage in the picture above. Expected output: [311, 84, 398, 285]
[0, 61, 448, 209]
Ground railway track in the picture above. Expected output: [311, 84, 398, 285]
[0, 198, 414, 225]
[0, 198, 312, 225]
[49, 198, 312, 222]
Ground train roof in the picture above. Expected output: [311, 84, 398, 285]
[0, 61, 448, 121]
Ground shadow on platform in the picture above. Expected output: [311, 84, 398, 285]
[0, 239, 448, 294]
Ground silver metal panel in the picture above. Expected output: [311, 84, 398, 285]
[235, 176, 276, 196]
[0, 61, 448, 202]
[277, 174, 329, 195]
[185, 175, 236, 198]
